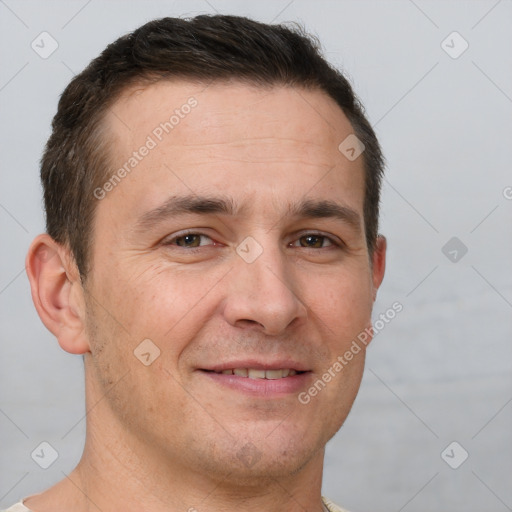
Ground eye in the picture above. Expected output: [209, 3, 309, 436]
[166, 233, 214, 248]
[290, 233, 337, 249]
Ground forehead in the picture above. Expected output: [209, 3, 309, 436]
[100, 80, 365, 222]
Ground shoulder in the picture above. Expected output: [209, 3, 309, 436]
[322, 496, 351, 512]
[0, 502, 31, 512]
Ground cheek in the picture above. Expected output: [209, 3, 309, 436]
[309, 271, 372, 417]
[307, 268, 374, 340]
[94, 261, 227, 354]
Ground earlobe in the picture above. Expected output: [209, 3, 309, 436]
[371, 235, 387, 301]
[26, 234, 90, 355]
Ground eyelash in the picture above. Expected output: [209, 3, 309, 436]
[163, 230, 342, 250]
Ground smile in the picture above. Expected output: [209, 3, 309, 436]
[199, 365, 311, 397]
[213, 368, 299, 379]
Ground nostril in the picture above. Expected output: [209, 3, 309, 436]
[236, 319, 265, 329]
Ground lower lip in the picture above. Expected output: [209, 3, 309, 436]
[199, 370, 312, 397]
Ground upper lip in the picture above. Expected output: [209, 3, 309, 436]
[200, 359, 310, 372]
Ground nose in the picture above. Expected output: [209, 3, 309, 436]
[222, 239, 308, 336]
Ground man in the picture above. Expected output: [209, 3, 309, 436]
[8, 14, 386, 512]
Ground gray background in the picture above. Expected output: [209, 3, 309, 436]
[1, 1, 511, 511]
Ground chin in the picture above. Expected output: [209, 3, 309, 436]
[189, 420, 332, 487]
[220, 444, 322, 488]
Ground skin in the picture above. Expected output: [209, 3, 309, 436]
[26, 81, 386, 512]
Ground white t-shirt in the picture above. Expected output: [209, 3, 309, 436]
[1, 496, 349, 512]
[1, 504, 31, 512]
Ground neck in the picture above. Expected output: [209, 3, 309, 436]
[31, 437, 326, 512]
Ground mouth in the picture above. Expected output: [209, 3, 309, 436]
[197, 362, 312, 396]
[204, 368, 303, 379]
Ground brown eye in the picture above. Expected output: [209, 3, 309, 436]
[171, 234, 212, 248]
[176, 234, 200, 247]
[298, 235, 332, 248]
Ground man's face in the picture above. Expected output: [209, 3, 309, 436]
[84, 81, 384, 483]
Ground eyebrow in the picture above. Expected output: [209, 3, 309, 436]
[136, 195, 239, 230]
[287, 198, 361, 231]
[135, 194, 362, 232]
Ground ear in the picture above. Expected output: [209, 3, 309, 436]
[371, 235, 386, 301]
[26, 234, 90, 354]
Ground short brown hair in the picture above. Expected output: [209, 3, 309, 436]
[41, 14, 384, 280]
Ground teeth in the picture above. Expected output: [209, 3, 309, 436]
[217, 368, 298, 379]
[248, 369, 266, 379]
[265, 369, 285, 380]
